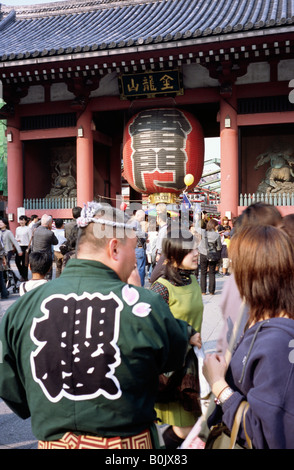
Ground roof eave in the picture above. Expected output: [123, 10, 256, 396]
[1, 25, 294, 69]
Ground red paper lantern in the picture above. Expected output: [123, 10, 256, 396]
[123, 108, 204, 195]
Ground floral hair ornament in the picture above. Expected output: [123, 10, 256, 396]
[76, 201, 135, 230]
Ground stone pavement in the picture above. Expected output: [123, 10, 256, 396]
[0, 264, 226, 449]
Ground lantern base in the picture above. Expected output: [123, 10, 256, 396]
[149, 193, 178, 205]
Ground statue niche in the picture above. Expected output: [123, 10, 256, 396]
[46, 153, 77, 198]
[254, 141, 294, 194]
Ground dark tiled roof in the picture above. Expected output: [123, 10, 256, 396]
[0, 0, 293, 61]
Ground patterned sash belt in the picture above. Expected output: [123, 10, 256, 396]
[38, 429, 153, 449]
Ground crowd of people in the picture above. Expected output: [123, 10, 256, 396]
[0, 208, 82, 295]
[0, 201, 293, 449]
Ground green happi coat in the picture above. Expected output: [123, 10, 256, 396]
[0, 259, 190, 442]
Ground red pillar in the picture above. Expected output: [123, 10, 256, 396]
[219, 90, 239, 220]
[76, 108, 94, 207]
[6, 119, 23, 233]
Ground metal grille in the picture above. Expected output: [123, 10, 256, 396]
[20, 113, 76, 130]
[237, 95, 294, 114]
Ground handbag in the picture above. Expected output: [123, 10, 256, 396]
[205, 400, 252, 449]
[156, 348, 201, 414]
[203, 230, 221, 262]
[207, 250, 221, 262]
[59, 240, 70, 255]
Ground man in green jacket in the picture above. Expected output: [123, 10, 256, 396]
[0, 202, 200, 449]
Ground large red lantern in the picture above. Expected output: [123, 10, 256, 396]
[123, 108, 204, 203]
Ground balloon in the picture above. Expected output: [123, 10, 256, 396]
[120, 202, 127, 211]
[184, 174, 194, 186]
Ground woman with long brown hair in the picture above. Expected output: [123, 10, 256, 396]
[203, 224, 294, 448]
[217, 202, 283, 354]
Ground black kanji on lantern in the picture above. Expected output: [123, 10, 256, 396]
[128, 109, 192, 192]
[30, 293, 123, 403]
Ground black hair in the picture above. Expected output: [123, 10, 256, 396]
[162, 228, 196, 285]
[28, 251, 52, 275]
[0, 217, 9, 229]
[72, 207, 82, 219]
[60, 224, 79, 255]
[55, 218, 64, 229]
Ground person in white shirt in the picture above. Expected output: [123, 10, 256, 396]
[53, 218, 67, 278]
[15, 215, 32, 281]
[19, 251, 51, 296]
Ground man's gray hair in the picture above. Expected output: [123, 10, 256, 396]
[135, 209, 145, 222]
[41, 214, 52, 227]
